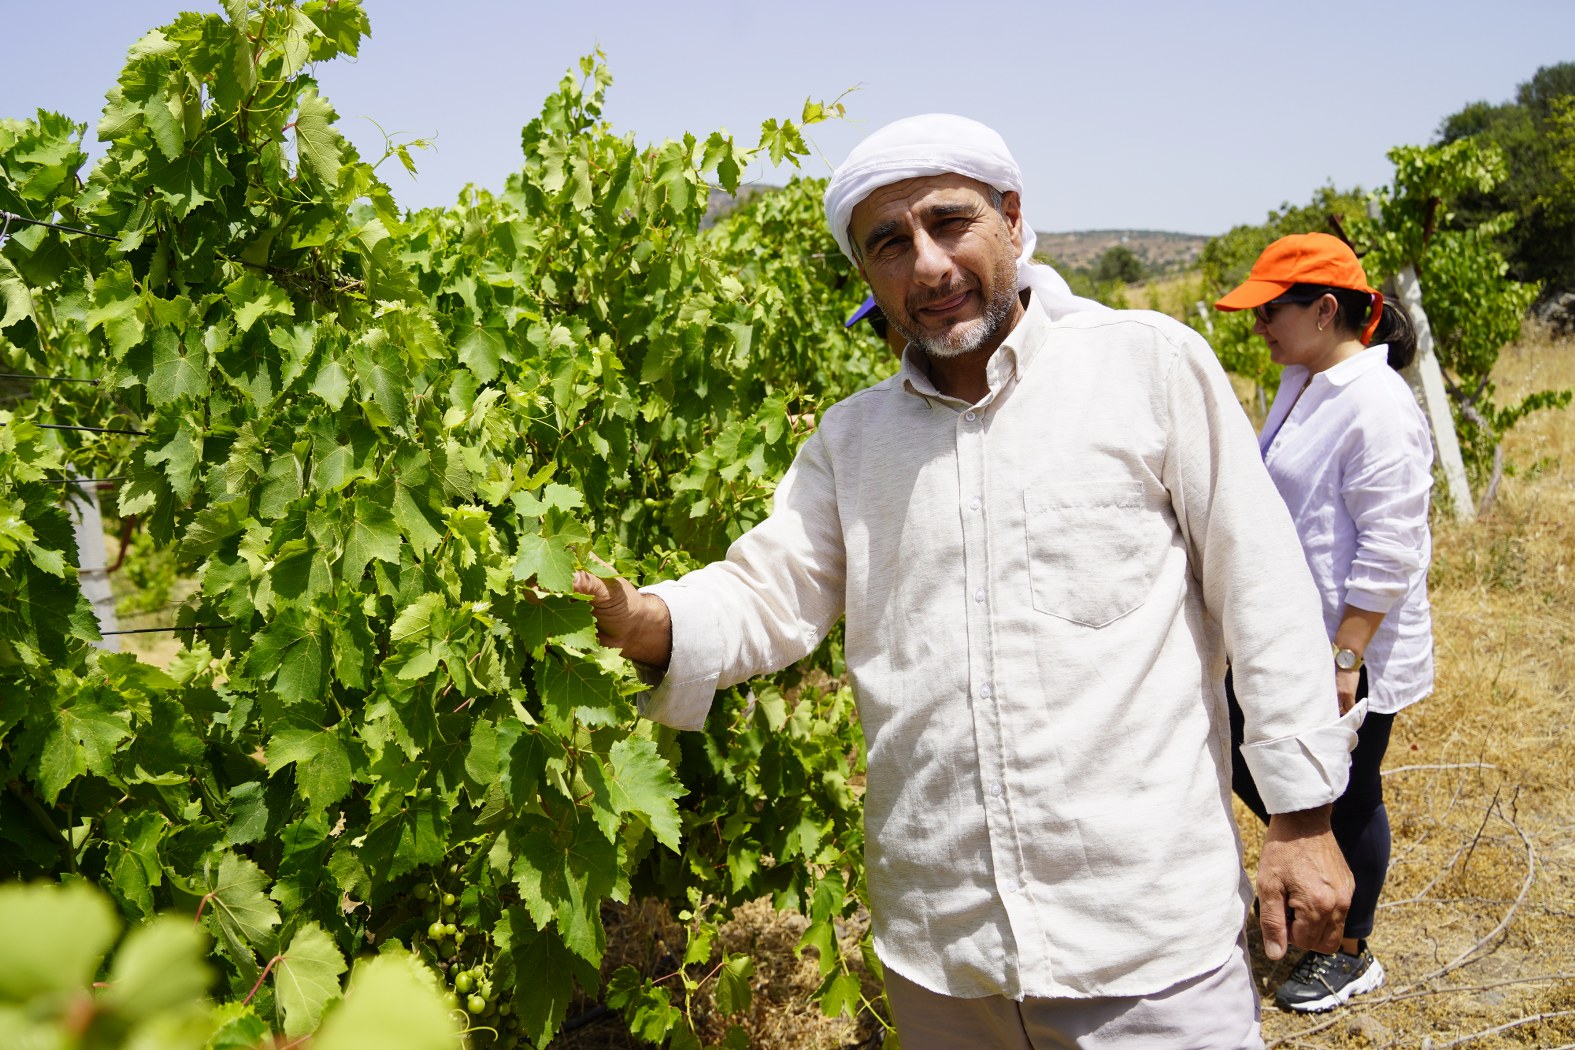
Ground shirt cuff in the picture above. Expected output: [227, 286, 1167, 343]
[1343, 584, 1399, 615]
[633, 581, 722, 731]
[1240, 700, 1367, 814]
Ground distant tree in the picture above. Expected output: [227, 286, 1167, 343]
[1437, 62, 1575, 305]
[1093, 244, 1144, 284]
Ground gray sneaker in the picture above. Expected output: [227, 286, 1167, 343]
[1273, 941, 1385, 1012]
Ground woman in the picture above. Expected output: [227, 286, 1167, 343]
[1215, 233, 1434, 1013]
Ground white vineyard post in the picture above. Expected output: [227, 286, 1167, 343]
[1389, 267, 1474, 521]
[1366, 203, 1475, 522]
[69, 474, 122, 651]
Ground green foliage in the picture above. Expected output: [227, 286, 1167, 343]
[1436, 62, 1575, 299]
[0, 880, 460, 1050]
[1354, 139, 1569, 488]
[114, 526, 178, 617]
[0, 2, 877, 1047]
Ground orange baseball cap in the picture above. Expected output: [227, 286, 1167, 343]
[1215, 232, 1383, 341]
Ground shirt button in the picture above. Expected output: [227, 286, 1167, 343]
[990, 783, 1003, 798]
[965, 411, 977, 421]
[973, 587, 986, 603]
[979, 682, 993, 698]
[1002, 879, 1018, 894]
[969, 497, 981, 511]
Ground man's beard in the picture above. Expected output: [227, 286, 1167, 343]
[884, 260, 1021, 359]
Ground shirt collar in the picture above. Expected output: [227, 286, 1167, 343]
[1320, 344, 1392, 387]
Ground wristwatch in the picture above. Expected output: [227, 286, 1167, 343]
[1333, 644, 1363, 672]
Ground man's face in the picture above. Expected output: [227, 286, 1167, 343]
[849, 174, 1024, 360]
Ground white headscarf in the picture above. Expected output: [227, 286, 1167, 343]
[823, 114, 1108, 320]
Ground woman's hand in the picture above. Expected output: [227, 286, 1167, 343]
[1336, 666, 1362, 715]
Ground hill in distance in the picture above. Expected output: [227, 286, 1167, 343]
[1034, 228, 1209, 275]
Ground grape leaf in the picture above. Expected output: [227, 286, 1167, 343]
[269, 726, 353, 806]
[311, 951, 459, 1050]
[294, 87, 344, 187]
[273, 921, 347, 1038]
[202, 852, 281, 962]
[100, 915, 211, 1021]
[0, 882, 118, 1001]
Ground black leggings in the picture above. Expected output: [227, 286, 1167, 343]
[1227, 667, 1395, 941]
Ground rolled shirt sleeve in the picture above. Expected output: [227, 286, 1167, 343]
[1339, 402, 1434, 615]
[638, 427, 847, 731]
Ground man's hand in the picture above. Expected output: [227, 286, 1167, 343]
[1257, 805, 1353, 960]
[572, 570, 673, 669]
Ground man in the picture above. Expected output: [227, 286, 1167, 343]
[575, 115, 1361, 1049]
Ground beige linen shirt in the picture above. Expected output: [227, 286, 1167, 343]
[643, 297, 1361, 1000]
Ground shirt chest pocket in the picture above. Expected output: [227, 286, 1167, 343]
[1023, 481, 1168, 628]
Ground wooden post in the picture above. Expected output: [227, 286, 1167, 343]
[1366, 202, 1475, 521]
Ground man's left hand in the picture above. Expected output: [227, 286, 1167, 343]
[1256, 805, 1353, 960]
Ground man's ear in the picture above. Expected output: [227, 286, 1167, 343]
[1001, 190, 1024, 254]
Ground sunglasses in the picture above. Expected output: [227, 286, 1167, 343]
[1253, 291, 1327, 325]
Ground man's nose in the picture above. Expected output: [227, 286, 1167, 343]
[910, 228, 953, 287]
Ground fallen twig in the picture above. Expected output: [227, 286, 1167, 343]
[1420, 1006, 1575, 1049]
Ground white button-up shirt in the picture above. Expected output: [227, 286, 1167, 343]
[1260, 346, 1435, 714]
[643, 297, 1360, 1000]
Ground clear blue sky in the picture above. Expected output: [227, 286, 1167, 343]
[3, 1, 1572, 236]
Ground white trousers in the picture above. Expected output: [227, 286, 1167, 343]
[883, 936, 1263, 1050]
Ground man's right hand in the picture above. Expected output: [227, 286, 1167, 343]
[572, 570, 673, 669]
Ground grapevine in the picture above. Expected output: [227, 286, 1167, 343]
[1, 2, 878, 1047]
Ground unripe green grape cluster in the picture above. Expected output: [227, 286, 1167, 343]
[410, 866, 526, 1048]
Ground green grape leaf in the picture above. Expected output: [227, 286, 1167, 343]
[0, 882, 119, 1002]
[310, 356, 353, 411]
[341, 496, 401, 583]
[269, 726, 353, 806]
[208, 1002, 270, 1050]
[580, 736, 684, 850]
[389, 593, 445, 644]
[310, 951, 459, 1050]
[818, 971, 863, 1019]
[714, 953, 755, 1016]
[36, 694, 133, 803]
[294, 87, 344, 187]
[358, 792, 447, 880]
[512, 531, 576, 592]
[498, 909, 584, 1049]
[146, 328, 209, 404]
[456, 326, 504, 382]
[273, 921, 347, 1038]
[201, 852, 281, 962]
[511, 593, 595, 658]
[797, 920, 838, 977]
[537, 652, 625, 731]
[225, 272, 294, 333]
[100, 915, 211, 1021]
[0, 257, 35, 330]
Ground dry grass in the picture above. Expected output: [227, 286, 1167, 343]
[573, 326, 1575, 1049]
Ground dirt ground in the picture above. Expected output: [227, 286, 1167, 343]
[559, 325, 1575, 1050]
